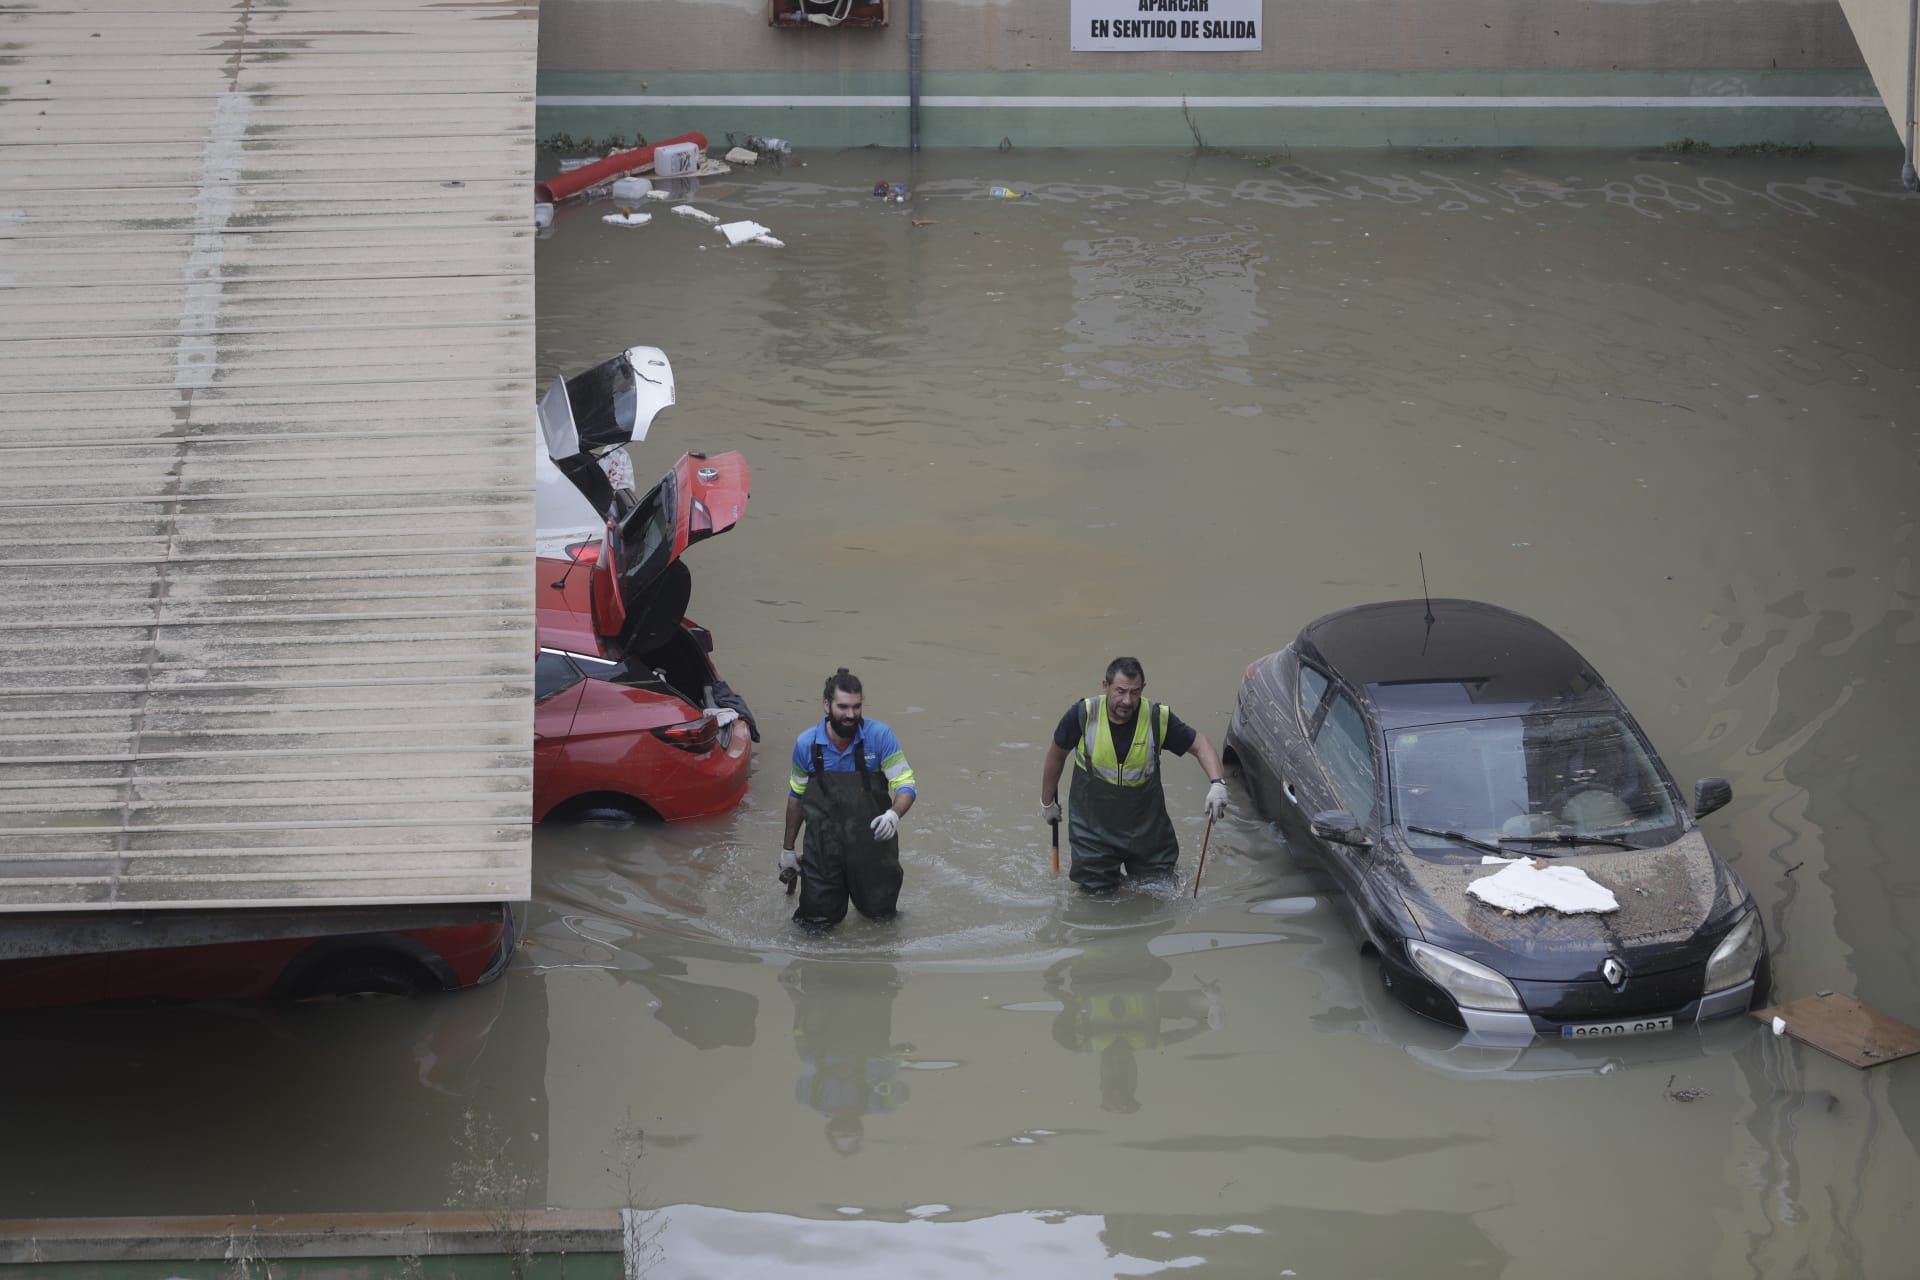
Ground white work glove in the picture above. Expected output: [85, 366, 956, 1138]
[779, 848, 801, 873]
[1041, 799, 1062, 823]
[1203, 780, 1229, 820]
[869, 809, 901, 841]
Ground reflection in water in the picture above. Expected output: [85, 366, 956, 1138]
[638, 1202, 1506, 1278]
[1064, 229, 1264, 381]
[526, 908, 760, 1050]
[1039, 898, 1220, 1113]
[0, 974, 549, 1215]
[784, 961, 911, 1154]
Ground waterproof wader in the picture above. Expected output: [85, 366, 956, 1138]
[1067, 697, 1179, 893]
[795, 741, 902, 929]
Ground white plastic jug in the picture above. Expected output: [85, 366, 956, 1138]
[610, 176, 653, 199]
[654, 142, 700, 177]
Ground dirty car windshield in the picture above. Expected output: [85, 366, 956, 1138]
[1388, 713, 1680, 852]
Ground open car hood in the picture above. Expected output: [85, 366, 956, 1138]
[533, 346, 750, 659]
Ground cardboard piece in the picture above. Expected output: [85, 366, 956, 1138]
[1752, 993, 1920, 1069]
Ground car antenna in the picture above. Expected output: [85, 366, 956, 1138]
[1419, 552, 1436, 653]
[549, 537, 594, 591]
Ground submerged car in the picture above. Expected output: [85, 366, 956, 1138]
[0, 904, 514, 1008]
[534, 347, 757, 822]
[1224, 599, 1768, 1042]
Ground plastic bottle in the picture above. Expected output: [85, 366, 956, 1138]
[989, 185, 1033, 200]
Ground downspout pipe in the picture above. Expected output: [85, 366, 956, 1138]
[909, 0, 923, 152]
[1904, 0, 1918, 190]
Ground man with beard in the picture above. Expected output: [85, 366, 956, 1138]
[1038, 656, 1228, 893]
[782, 668, 918, 930]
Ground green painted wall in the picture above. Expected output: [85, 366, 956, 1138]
[536, 68, 1895, 149]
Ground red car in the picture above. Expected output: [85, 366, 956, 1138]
[533, 347, 757, 822]
[0, 903, 515, 1009]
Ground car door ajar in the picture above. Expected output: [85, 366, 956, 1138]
[1299, 684, 1388, 930]
[533, 650, 587, 808]
[1271, 657, 1335, 851]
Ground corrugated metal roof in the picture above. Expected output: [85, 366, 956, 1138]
[0, 0, 537, 910]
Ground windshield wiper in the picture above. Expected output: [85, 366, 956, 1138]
[1497, 832, 1636, 850]
[1405, 825, 1505, 856]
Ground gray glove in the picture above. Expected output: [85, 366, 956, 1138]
[869, 809, 901, 841]
[779, 848, 801, 873]
[1041, 798, 1062, 823]
[1204, 780, 1229, 820]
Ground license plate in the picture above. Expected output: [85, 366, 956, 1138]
[1561, 1015, 1673, 1039]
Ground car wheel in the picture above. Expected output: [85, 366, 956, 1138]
[284, 951, 434, 1002]
[573, 803, 641, 827]
[554, 793, 659, 826]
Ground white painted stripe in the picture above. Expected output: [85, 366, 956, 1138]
[176, 90, 248, 390]
[539, 93, 1882, 111]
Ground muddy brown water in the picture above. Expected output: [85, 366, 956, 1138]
[5, 149, 1918, 1278]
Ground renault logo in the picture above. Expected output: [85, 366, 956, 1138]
[1602, 957, 1627, 986]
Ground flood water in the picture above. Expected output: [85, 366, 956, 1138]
[7, 148, 1919, 1277]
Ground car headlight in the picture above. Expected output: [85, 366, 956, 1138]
[1406, 940, 1523, 1012]
[1703, 909, 1765, 994]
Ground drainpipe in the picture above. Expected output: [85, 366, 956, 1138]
[908, 0, 923, 152]
[1905, 0, 1918, 190]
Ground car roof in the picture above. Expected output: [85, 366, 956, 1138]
[1297, 599, 1609, 726]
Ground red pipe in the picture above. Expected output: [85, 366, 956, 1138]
[535, 131, 708, 204]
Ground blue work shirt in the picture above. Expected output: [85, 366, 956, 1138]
[789, 719, 918, 800]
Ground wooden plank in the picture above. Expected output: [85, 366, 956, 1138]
[1752, 993, 1920, 1069]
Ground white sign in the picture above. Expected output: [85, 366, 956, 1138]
[1070, 0, 1262, 52]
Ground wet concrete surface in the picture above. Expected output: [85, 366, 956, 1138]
[5, 148, 1919, 1277]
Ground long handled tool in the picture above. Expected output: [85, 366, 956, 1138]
[1191, 812, 1216, 899]
[1049, 818, 1060, 879]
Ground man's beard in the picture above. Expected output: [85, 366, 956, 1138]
[830, 714, 863, 739]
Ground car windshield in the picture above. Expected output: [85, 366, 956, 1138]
[1387, 712, 1680, 852]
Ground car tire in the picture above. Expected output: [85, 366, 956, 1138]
[573, 804, 641, 827]
[283, 951, 435, 1002]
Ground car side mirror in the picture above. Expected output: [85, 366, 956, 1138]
[1310, 809, 1372, 849]
[1693, 778, 1732, 818]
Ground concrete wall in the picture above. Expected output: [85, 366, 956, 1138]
[538, 0, 1898, 147]
[1837, 0, 1920, 158]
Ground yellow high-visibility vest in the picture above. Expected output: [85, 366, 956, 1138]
[1074, 695, 1168, 788]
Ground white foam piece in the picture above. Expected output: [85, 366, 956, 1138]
[671, 205, 719, 224]
[718, 219, 773, 246]
[724, 147, 760, 165]
[602, 212, 652, 226]
[1467, 858, 1619, 915]
[752, 234, 785, 248]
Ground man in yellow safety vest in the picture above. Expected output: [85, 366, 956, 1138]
[1038, 657, 1229, 893]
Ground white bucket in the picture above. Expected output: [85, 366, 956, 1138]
[610, 176, 653, 199]
[654, 141, 700, 177]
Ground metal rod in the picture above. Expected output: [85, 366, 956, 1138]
[1905, 0, 1918, 190]
[908, 0, 923, 152]
[1191, 812, 1215, 899]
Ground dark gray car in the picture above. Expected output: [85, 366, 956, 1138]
[1224, 599, 1770, 1042]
